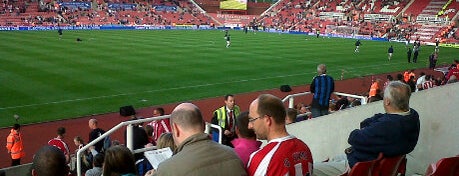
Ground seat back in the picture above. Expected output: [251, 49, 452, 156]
[425, 156, 459, 176]
[340, 153, 383, 176]
[372, 154, 406, 176]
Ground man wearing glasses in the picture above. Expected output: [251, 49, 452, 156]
[247, 94, 313, 176]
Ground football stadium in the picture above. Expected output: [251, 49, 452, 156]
[0, 0, 458, 175]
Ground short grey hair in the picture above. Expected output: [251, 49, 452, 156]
[317, 64, 327, 74]
[384, 81, 411, 111]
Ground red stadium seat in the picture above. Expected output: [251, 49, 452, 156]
[425, 155, 459, 176]
[372, 154, 406, 176]
[340, 153, 383, 176]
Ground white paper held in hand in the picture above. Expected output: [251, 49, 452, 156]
[144, 147, 173, 169]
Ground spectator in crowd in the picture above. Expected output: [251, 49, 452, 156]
[5, 123, 25, 166]
[296, 103, 311, 120]
[85, 153, 104, 176]
[157, 132, 176, 151]
[232, 111, 262, 166]
[124, 117, 149, 161]
[103, 145, 137, 176]
[416, 72, 426, 92]
[31, 145, 69, 176]
[310, 64, 335, 118]
[334, 95, 350, 111]
[445, 64, 459, 81]
[211, 94, 241, 147]
[407, 76, 416, 92]
[313, 81, 420, 175]
[48, 127, 70, 164]
[422, 75, 436, 90]
[146, 107, 171, 144]
[447, 75, 457, 83]
[396, 73, 404, 82]
[247, 94, 313, 176]
[138, 132, 176, 176]
[285, 108, 298, 124]
[72, 136, 91, 174]
[144, 125, 154, 145]
[383, 75, 393, 89]
[387, 45, 394, 61]
[350, 99, 361, 107]
[146, 103, 246, 176]
[88, 119, 106, 153]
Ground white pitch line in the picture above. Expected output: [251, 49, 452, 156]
[0, 61, 411, 110]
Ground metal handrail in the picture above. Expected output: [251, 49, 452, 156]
[76, 115, 221, 176]
[76, 115, 170, 176]
[281, 91, 367, 109]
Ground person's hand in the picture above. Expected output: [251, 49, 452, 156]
[145, 169, 156, 176]
[224, 130, 232, 136]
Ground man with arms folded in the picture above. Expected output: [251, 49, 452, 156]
[313, 81, 420, 175]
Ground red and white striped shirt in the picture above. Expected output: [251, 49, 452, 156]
[147, 119, 171, 142]
[247, 135, 313, 176]
[48, 138, 70, 156]
[423, 80, 436, 90]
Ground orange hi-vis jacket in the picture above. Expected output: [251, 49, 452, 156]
[369, 82, 380, 97]
[6, 129, 25, 159]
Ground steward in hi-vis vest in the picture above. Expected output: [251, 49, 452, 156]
[211, 94, 240, 147]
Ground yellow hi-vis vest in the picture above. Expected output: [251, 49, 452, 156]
[214, 105, 241, 129]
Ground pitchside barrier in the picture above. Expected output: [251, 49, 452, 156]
[281, 91, 368, 109]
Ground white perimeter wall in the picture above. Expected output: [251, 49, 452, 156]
[286, 82, 459, 175]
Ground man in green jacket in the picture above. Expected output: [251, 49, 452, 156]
[147, 103, 246, 176]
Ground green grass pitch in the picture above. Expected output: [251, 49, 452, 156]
[0, 29, 457, 127]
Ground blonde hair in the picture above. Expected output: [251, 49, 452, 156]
[156, 133, 176, 152]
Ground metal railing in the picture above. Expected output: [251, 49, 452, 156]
[282, 91, 367, 109]
[76, 115, 222, 176]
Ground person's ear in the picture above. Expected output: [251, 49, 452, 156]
[172, 123, 180, 138]
[31, 169, 37, 176]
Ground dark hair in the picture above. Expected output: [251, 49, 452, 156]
[257, 94, 286, 124]
[103, 145, 136, 176]
[396, 73, 403, 81]
[154, 107, 165, 116]
[13, 124, 20, 130]
[144, 125, 153, 137]
[386, 75, 393, 81]
[224, 94, 234, 101]
[286, 108, 298, 122]
[235, 112, 255, 138]
[57, 127, 66, 136]
[93, 153, 104, 168]
[32, 145, 68, 176]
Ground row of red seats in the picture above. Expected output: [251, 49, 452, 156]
[341, 153, 459, 176]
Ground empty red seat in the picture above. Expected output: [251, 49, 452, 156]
[425, 155, 459, 176]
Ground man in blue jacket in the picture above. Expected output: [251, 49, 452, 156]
[313, 81, 420, 175]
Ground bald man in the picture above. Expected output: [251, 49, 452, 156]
[88, 119, 106, 153]
[147, 103, 246, 176]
